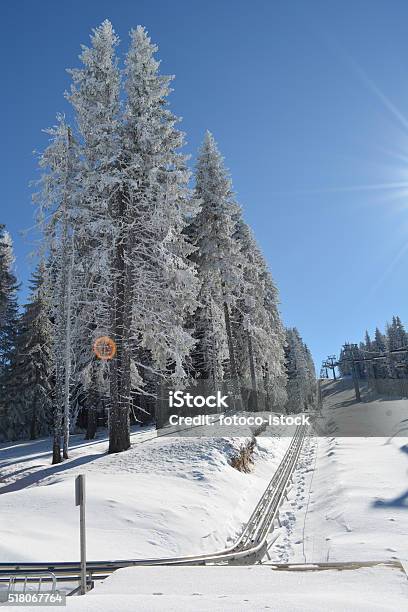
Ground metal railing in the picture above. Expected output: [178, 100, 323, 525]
[5, 571, 57, 594]
[0, 425, 308, 586]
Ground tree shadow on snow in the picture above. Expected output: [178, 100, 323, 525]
[0, 452, 104, 495]
[372, 443, 408, 509]
[372, 490, 408, 509]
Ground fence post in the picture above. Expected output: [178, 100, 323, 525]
[75, 475, 87, 595]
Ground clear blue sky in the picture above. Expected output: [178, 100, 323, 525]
[2, 0, 408, 371]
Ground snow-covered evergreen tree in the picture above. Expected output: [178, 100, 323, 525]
[285, 328, 315, 412]
[386, 316, 408, 351]
[233, 219, 287, 409]
[29, 20, 301, 452]
[386, 316, 408, 377]
[189, 131, 244, 405]
[6, 263, 53, 439]
[35, 116, 80, 463]
[364, 330, 372, 351]
[65, 20, 121, 448]
[64, 22, 199, 452]
[338, 346, 351, 377]
[304, 343, 317, 404]
[0, 226, 19, 439]
[372, 327, 388, 379]
[339, 318, 408, 382]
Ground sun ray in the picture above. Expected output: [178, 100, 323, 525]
[270, 181, 408, 197]
[367, 241, 408, 297]
[346, 56, 408, 133]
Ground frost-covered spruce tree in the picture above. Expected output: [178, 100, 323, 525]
[364, 330, 372, 352]
[6, 263, 53, 440]
[285, 328, 305, 411]
[190, 132, 244, 405]
[262, 268, 288, 406]
[0, 227, 19, 371]
[189, 284, 226, 384]
[371, 327, 387, 379]
[385, 316, 408, 377]
[386, 316, 407, 351]
[233, 219, 287, 410]
[303, 343, 316, 405]
[35, 117, 79, 463]
[285, 327, 314, 412]
[233, 222, 266, 404]
[338, 347, 351, 377]
[107, 25, 199, 451]
[66, 20, 121, 445]
[67, 22, 199, 452]
[0, 226, 19, 439]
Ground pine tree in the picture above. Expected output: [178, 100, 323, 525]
[67, 22, 199, 452]
[386, 316, 408, 377]
[304, 343, 317, 404]
[6, 263, 53, 439]
[260, 259, 288, 406]
[233, 219, 287, 409]
[35, 117, 80, 463]
[66, 21, 122, 445]
[285, 328, 315, 412]
[364, 330, 372, 351]
[190, 131, 244, 406]
[337, 321, 407, 382]
[361, 331, 374, 379]
[0, 226, 19, 438]
[371, 327, 387, 379]
[338, 347, 352, 377]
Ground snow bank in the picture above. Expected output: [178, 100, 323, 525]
[32, 565, 408, 611]
[271, 380, 408, 564]
[0, 427, 289, 562]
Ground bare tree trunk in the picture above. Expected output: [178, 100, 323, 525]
[85, 363, 98, 440]
[52, 382, 63, 464]
[247, 330, 258, 411]
[62, 236, 74, 459]
[53, 325, 65, 464]
[30, 402, 37, 440]
[208, 297, 218, 387]
[53, 127, 74, 464]
[85, 404, 98, 440]
[223, 301, 242, 409]
[109, 191, 131, 453]
[263, 362, 271, 410]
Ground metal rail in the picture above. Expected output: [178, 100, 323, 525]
[5, 571, 58, 595]
[266, 560, 405, 571]
[0, 425, 307, 584]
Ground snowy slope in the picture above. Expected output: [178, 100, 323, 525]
[270, 380, 408, 564]
[2, 381, 408, 610]
[0, 426, 290, 562]
[23, 565, 408, 611]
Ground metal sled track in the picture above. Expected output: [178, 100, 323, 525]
[0, 425, 307, 582]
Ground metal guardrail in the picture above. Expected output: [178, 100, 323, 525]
[0, 425, 307, 584]
[6, 572, 57, 595]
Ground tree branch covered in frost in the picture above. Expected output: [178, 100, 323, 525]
[0, 20, 316, 454]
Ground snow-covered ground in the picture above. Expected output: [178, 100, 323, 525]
[15, 565, 408, 612]
[21, 565, 408, 611]
[0, 425, 290, 562]
[271, 379, 408, 565]
[1, 380, 408, 610]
